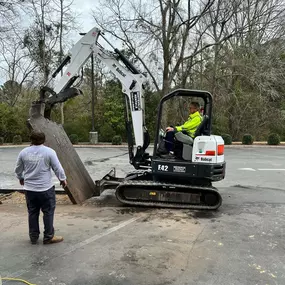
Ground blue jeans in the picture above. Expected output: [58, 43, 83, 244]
[25, 186, 56, 242]
[165, 130, 191, 152]
[165, 131, 175, 152]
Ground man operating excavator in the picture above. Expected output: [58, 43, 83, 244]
[158, 102, 203, 158]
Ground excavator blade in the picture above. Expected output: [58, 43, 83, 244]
[27, 102, 98, 204]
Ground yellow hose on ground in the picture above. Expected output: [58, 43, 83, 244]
[1, 277, 36, 285]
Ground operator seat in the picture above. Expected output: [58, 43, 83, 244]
[174, 115, 209, 161]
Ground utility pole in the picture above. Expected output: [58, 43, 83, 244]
[91, 53, 95, 132]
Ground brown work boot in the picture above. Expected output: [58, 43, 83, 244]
[43, 236, 64, 245]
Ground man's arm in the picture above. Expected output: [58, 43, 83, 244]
[50, 150, 67, 187]
[15, 153, 24, 184]
[175, 116, 201, 132]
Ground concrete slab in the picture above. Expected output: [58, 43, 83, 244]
[28, 113, 97, 203]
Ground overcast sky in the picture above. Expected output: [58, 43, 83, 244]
[72, 0, 99, 35]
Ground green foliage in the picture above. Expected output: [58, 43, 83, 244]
[13, 135, 22, 145]
[267, 133, 280, 145]
[242, 134, 254, 145]
[267, 104, 285, 141]
[99, 123, 116, 142]
[61, 80, 159, 144]
[221, 134, 232, 145]
[69, 134, 79, 144]
[144, 86, 161, 141]
[0, 103, 30, 142]
[0, 80, 21, 106]
[64, 113, 91, 142]
[0, 137, 4, 145]
[102, 80, 126, 139]
[112, 135, 122, 145]
[211, 112, 229, 137]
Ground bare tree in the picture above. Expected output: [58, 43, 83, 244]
[0, 36, 37, 106]
[93, 0, 217, 94]
[198, 0, 285, 138]
[92, 0, 248, 98]
[22, 0, 59, 84]
[52, 0, 78, 124]
[0, 0, 24, 34]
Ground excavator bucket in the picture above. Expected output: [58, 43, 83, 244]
[27, 102, 98, 204]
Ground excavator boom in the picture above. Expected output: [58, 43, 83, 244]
[38, 27, 149, 165]
[28, 26, 150, 204]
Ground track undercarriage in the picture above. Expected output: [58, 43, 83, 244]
[96, 169, 222, 210]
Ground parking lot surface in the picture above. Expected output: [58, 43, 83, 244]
[0, 146, 284, 285]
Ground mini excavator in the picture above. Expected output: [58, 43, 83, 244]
[28, 26, 226, 210]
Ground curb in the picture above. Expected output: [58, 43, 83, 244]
[224, 144, 285, 148]
[0, 144, 128, 148]
[1, 143, 285, 149]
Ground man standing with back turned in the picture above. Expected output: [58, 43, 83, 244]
[15, 130, 67, 245]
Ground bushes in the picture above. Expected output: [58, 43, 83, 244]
[267, 133, 280, 145]
[112, 135, 122, 145]
[99, 123, 115, 142]
[64, 115, 91, 142]
[69, 134, 79, 144]
[13, 135, 22, 145]
[0, 137, 4, 145]
[242, 134, 254, 145]
[221, 132, 282, 145]
[221, 134, 232, 145]
[0, 103, 30, 143]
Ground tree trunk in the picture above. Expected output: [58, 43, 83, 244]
[59, 0, 64, 125]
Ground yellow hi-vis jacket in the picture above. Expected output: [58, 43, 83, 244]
[174, 111, 203, 138]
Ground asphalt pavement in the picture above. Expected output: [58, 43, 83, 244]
[0, 146, 285, 285]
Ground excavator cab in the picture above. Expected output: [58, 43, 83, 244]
[154, 89, 212, 161]
[149, 89, 225, 186]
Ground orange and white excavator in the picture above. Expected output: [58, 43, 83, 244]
[28, 26, 226, 209]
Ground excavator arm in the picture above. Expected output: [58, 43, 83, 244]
[37, 26, 150, 169]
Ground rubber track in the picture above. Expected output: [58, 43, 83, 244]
[115, 180, 222, 210]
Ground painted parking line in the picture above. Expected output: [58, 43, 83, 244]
[5, 216, 140, 280]
[258, 169, 285, 171]
[58, 216, 140, 258]
[238, 168, 285, 171]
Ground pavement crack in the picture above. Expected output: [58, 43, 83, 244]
[84, 152, 129, 164]
[178, 224, 207, 281]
